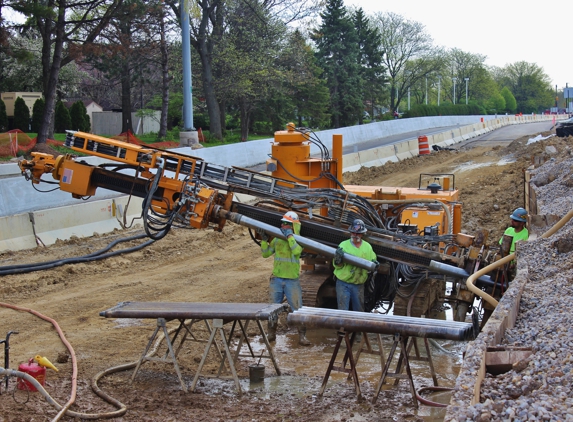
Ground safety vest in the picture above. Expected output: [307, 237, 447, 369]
[499, 227, 529, 255]
[261, 222, 302, 279]
[333, 239, 377, 285]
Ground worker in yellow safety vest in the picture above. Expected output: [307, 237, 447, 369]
[257, 211, 311, 346]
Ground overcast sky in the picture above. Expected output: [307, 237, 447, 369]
[345, 0, 571, 89]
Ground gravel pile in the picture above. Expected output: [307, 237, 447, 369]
[453, 154, 573, 421]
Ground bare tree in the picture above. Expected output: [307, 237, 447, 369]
[7, 0, 123, 144]
[373, 11, 440, 112]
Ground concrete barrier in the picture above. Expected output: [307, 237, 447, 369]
[0, 196, 143, 252]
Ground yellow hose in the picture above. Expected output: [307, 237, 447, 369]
[466, 208, 573, 308]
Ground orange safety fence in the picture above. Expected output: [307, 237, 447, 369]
[110, 130, 180, 149]
[0, 130, 64, 158]
[1, 130, 180, 158]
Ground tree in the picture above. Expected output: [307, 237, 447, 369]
[69, 100, 90, 132]
[353, 8, 385, 122]
[373, 12, 439, 112]
[0, 98, 8, 131]
[486, 93, 505, 114]
[54, 100, 71, 133]
[7, 0, 123, 144]
[447, 48, 495, 106]
[312, 0, 362, 128]
[13, 97, 30, 131]
[281, 30, 330, 128]
[500, 87, 517, 113]
[31, 98, 45, 133]
[495, 62, 553, 113]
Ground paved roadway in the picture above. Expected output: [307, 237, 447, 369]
[348, 120, 557, 154]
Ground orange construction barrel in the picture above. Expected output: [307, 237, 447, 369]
[418, 136, 430, 155]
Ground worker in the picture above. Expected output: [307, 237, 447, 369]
[499, 207, 529, 280]
[257, 211, 311, 346]
[333, 219, 378, 312]
[499, 207, 529, 255]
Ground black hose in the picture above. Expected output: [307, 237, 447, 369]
[0, 233, 153, 276]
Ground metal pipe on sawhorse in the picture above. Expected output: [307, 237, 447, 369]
[288, 307, 476, 404]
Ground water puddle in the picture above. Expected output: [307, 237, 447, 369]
[452, 156, 516, 173]
[196, 327, 467, 421]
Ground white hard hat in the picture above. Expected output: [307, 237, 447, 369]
[281, 211, 299, 223]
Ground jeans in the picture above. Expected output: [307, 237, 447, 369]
[336, 278, 364, 312]
[269, 277, 303, 312]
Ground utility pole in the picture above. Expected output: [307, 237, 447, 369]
[179, 0, 199, 147]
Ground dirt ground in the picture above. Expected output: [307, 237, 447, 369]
[1, 130, 571, 421]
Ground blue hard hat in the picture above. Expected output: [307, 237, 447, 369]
[349, 219, 367, 234]
[510, 207, 527, 222]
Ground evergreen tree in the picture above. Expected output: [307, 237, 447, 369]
[0, 99, 8, 132]
[69, 101, 90, 132]
[31, 98, 45, 133]
[54, 101, 71, 133]
[13, 97, 30, 132]
[353, 8, 385, 123]
[312, 0, 362, 128]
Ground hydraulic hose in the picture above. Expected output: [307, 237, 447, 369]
[466, 208, 573, 308]
[0, 234, 153, 276]
[369, 199, 453, 235]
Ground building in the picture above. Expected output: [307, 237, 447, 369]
[1, 92, 43, 116]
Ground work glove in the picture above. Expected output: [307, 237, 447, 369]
[256, 228, 269, 242]
[281, 227, 294, 238]
[333, 247, 344, 265]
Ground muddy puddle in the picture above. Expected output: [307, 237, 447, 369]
[193, 325, 467, 421]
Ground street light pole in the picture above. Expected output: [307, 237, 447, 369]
[425, 76, 428, 105]
[437, 76, 441, 106]
[464, 77, 469, 105]
[408, 87, 411, 110]
[452, 77, 457, 105]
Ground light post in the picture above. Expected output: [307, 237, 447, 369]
[452, 77, 457, 105]
[408, 87, 411, 110]
[425, 76, 428, 105]
[464, 77, 469, 105]
[437, 76, 441, 106]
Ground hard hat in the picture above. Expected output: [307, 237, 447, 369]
[281, 211, 299, 224]
[510, 207, 528, 222]
[349, 219, 367, 234]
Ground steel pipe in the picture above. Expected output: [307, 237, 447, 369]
[429, 260, 500, 287]
[218, 210, 376, 272]
[287, 308, 475, 341]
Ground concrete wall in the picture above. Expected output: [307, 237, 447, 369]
[92, 111, 160, 135]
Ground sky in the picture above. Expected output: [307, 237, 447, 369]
[345, 0, 571, 89]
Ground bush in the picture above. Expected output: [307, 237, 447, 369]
[69, 101, 90, 132]
[0, 99, 7, 132]
[13, 97, 30, 131]
[31, 98, 45, 133]
[54, 100, 71, 132]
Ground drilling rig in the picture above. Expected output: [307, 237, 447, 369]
[18, 124, 507, 324]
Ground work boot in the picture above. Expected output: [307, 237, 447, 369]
[298, 328, 311, 346]
[267, 322, 277, 342]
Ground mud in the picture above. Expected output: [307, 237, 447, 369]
[1, 131, 571, 421]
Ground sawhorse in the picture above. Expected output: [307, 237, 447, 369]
[319, 330, 386, 400]
[372, 334, 438, 407]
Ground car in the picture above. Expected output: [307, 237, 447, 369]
[556, 117, 573, 137]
